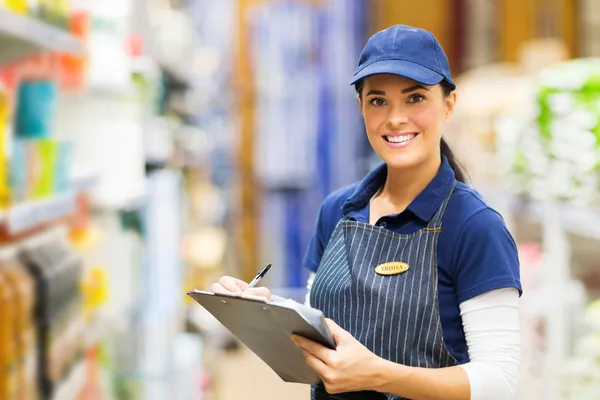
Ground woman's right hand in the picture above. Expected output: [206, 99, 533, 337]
[210, 276, 271, 300]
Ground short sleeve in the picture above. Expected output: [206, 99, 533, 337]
[302, 204, 327, 273]
[452, 208, 523, 304]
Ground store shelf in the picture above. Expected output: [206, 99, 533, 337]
[72, 174, 99, 192]
[0, 175, 98, 234]
[474, 182, 600, 241]
[0, 8, 82, 64]
[0, 192, 76, 234]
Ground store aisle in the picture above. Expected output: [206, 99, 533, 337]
[213, 345, 309, 400]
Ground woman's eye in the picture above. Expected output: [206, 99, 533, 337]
[408, 94, 426, 103]
[369, 98, 386, 107]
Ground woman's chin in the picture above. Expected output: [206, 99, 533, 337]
[379, 152, 422, 170]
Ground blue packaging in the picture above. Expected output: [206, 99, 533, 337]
[11, 139, 28, 203]
[54, 140, 72, 194]
[15, 80, 58, 139]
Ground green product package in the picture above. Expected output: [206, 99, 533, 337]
[33, 139, 58, 199]
[500, 58, 600, 205]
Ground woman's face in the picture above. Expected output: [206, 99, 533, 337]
[360, 74, 456, 171]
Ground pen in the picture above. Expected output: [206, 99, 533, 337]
[247, 263, 272, 289]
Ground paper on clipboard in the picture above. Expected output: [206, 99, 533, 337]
[187, 289, 336, 384]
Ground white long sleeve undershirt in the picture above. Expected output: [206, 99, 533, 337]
[458, 287, 520, 400]
[304, 274, 520, 400]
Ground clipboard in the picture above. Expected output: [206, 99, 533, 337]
[187, 289, 336, 384]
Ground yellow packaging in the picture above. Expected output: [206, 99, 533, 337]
[0, 268, 18, 400]
[82, 267, 108, 318]
[54, 0, 69, 16]
[3, 260, 36, 400]
[33, 139, 58, 199]
[5, 0, 27, 14]
[0, 85, 11, 209]
[0, 254, 36, 400]
[39, 0, 67, 26]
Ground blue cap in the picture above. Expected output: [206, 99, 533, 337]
[351, 25, 455, 89]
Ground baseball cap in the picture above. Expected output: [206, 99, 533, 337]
[350, 25, 455, 89]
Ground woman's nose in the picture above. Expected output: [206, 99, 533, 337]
[386, 108, 409, 129]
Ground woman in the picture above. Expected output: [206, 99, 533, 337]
[212, 25, 522, 400]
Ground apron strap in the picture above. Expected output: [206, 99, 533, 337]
[427, 180, 457, 229]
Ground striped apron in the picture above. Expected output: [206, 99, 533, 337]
[309, 181, 458, 400]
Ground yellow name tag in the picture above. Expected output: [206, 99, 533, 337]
[375, 262, 409, 276]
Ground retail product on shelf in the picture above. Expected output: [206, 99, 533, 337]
[495, 58, 600, 206]
[53, 135, 71, 194]
[0, 246, 37, 400]
[4, 77, 74, 204]
[581, 0, 600, 56]
[15, 79, 57, 140]
[1, 0, 70, 28]
[11, 138, 70, 203]
[0, 82, 10, 209]
[0, 252, 19, 400]
[39, 0, 70, 28]
[0, 228, 92, 400]
[4, 0, 28, 14]
[19, 228, 84, 399]
[34, 139, 58, 198]
[446, 39, 568, 186]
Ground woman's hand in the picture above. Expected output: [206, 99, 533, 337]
[210, 276, 271, 299]
[291, 319, 384, 394]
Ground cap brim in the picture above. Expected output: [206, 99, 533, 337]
[350, 59, 447, 86]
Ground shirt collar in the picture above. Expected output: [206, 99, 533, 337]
[341, 156, 456, 222]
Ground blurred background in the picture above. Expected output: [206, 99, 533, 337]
[0, 0, 599, 399]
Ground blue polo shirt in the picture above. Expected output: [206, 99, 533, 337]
[302, 156, 522, 364]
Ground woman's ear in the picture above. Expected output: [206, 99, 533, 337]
[357, 93, 364, 115]
[444, 91, 457, 122]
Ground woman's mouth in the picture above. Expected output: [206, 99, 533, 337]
[383, 132, 419, 148]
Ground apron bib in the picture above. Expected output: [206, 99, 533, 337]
[309, 182, 458, 400]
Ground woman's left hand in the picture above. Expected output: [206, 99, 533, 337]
[291, 319, 384, 394]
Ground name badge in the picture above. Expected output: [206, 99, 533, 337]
[375, 261, 409, 276]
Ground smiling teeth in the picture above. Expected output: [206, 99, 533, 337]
[387, 133, 416, 143]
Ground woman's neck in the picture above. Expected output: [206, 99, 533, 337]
[376, 156, 442, 211]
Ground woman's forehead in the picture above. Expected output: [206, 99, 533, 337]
[363, 74, 431, 90]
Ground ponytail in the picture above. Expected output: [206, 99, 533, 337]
[440, 138, 467, 183]
[439, 80, 467, 183]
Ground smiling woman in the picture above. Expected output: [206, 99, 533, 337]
[355, 78, 465, 183]
[211, 24, 522, 400]
[359, 75, 452, 189]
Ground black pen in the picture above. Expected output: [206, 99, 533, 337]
[247, 263, 272, 289]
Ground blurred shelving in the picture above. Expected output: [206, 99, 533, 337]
[475, 182, 600, 241]
[92, 190, 148, 212]
[51, 360, 86, 400]
[1, 192, 76, 233]
[71, 174, 99, 193]
[0, 174, 97, 234]
[0, 8, 82, 64]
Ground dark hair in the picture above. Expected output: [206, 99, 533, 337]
[355, 79, 467, 183]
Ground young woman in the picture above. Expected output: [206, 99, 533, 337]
[212, 25, 522, 400]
